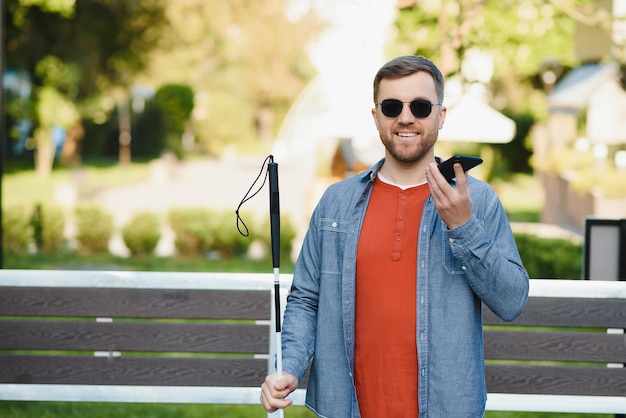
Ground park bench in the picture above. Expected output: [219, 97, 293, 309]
[0, 269, 625, 415]
[0, 269, 303, 415]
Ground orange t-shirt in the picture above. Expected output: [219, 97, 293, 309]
[354, 178, 430, 418]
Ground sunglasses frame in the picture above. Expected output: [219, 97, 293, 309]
[377, 99, 442, 119]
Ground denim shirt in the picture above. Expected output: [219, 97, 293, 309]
[281, 159, 529, 418]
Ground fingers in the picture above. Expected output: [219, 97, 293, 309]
[452, 162, 469, 191]
[426, 162, 473, 229]
[260, 373, 296, 413]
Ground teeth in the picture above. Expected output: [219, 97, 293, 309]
[397, 132, 416, 137]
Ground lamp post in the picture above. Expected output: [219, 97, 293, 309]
[0, 0, 5, 268]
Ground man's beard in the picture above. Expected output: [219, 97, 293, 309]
[383, 134, 436, 164]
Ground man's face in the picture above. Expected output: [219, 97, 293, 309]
[371, 71, 446, 165]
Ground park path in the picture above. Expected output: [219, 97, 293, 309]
[94, 153, 317, 257]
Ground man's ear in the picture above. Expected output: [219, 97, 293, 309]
[438, 105, 447, 130]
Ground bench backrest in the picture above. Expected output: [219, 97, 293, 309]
[1, 271, 626, 413]
[483, 279, 626, 414]
[0, 270, 289, 405]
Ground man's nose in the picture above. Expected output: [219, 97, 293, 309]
[397, 102, 414, 122]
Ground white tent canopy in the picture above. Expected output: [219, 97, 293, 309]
[438, 82, 516, 144]
[587, 78, 626, 145]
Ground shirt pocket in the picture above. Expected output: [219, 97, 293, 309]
[319, 218, 349, 275]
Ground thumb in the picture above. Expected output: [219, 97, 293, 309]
[273, 372, 297, 391]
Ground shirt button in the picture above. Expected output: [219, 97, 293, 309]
[395, 234, 401, 242]
[332, 222, 337, 228]
[461, 265, 467, 271]
[398, 215, 404, 221]
[448, 238, 454, 243]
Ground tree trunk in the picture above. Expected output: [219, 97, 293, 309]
[34, 128, 54, 178]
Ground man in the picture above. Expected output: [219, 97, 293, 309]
[260, 55, 529, 417]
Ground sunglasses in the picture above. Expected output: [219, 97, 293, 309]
[377, 99, 441, 118]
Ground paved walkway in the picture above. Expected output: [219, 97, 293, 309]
[95, 153, 317, 257]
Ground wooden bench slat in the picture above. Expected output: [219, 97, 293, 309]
[0, 287, 270, 320]
[485, 364, 626, 397]
[483, 297, 626, 328]
[484, 329, 626, 363]
[0, 320, 270, 353]
[0, 355, 267, 387]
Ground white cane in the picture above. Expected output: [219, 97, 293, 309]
[268, 158, 285, 418]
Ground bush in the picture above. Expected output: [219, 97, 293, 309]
[3, 205, 32, 254]
[514, 233, 583, 279]
[74, 204, 114, 255]
[168, 207, 216, 257]
[33, 204, 66, 253]
[211, 210, 254, 259]
[131, 102, 167, 159]
[153, 83, 194, 158]
[122, 211, 162, 256]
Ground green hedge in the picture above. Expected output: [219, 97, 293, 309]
[74, 204, 114, 255]
[2, 201, 586, 280]
[168, 207, 217, 257]
[122, 211, 162, 256]
[514, 233, 583, 279]
[2, 205, 32, 254]
[33, 204, 66, 253]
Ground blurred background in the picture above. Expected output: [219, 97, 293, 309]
[2, 2, 626, 417]
[2, 0, 626, 275]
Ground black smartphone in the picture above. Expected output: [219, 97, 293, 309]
[438, 155, 483, 181]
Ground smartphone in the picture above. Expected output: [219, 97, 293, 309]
[438, 155, 483, 181]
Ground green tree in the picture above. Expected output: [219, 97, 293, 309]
[393, 0, 608, 176]
[394, 0, 597, 113]
[153, 84, 194, 157]
[5, 0, 169, 172]
[136, 0, 322, 152]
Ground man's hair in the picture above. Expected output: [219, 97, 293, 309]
[373, 55, 444, 104]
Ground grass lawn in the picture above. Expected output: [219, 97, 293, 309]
[0, 400, 612, 417]
[0, 402, 318, 418]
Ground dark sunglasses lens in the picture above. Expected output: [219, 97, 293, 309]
[380, 99, 403, 117]
[410, 100, 432, 118]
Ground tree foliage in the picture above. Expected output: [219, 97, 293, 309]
[5, 0, 322, 165]
[393, 0, 605, 175]
[136, 0, 322, 150]
[4, 0, 169, 173]
[6, 0, 168, 98]
[394, 1, 590, 103]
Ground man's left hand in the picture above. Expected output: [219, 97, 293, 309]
[425, 161, 473, 229]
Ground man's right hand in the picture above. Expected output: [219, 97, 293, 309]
[260, 371, 298, 412]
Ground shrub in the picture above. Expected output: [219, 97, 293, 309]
[74, 204, 114, 255]
[3, 205, 32, 254]
[34, 204, 66, 253]
[514, 233, 583, 279]
[168, 207, 215, 257]
[153, 83, 194, 158]
[211, 210, 254, 259]
[122, 211, 162, 256]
